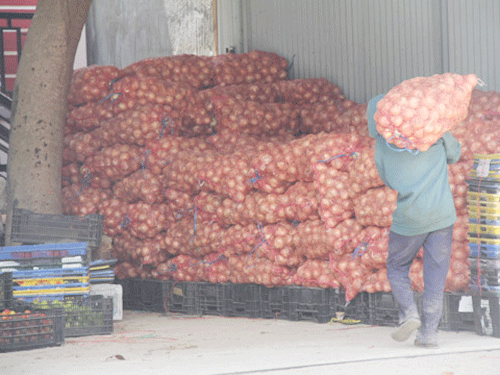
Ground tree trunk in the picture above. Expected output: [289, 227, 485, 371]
[5, 0, 93, 245]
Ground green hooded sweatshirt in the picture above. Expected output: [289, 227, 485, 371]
[367, 94, 462, 236]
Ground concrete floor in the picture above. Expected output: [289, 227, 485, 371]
[3, 310, 500, 375]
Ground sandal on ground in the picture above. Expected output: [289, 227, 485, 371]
[414, 339, 438, 348]
[390, 318, 421, 342]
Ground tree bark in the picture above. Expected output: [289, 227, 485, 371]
[5, 0, 93, 245]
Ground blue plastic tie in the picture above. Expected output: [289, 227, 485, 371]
[386, 134, 420, 155]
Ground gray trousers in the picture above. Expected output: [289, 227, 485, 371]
[386, 226, 453, 342]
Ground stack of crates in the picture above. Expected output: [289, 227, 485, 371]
[0, 242, 91, 301]
[467, 153, 500, 337]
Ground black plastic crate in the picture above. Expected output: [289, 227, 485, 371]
[367, 292, 400, 327]
[332, 290, 370, 324]
[438, 293, 475, 332]
[225, 283, 262, 318]
[11, 208, 103, 249]
[164, 281, 200, 315]
[32, 295, 113, 337]
[0, 272, 12, 310]
[472, 293, 500, 338]
[285, 286, 331, 323]
[197, 282, 229, 316]
[119, 278, 166, 312]
[261, 286, 290, 320]
[0, 301, 64, 352]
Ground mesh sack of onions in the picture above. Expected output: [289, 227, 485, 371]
[363, 268, 391, 294]
[145, 134, 212, 176]
[66, 131, 105, 163]
[468, 89, 500, 116]
[207, 129, 295, 154]
[228, 255, 295, 287]
[272, 78, 346, 105]
[62, 184, 110, 217]
[212, 95, 299, 136]
[160, 214, 198, 256]
[194, 191, 225, 223]
[165, 189, 196, 222]
[446, 256, 470, 292]
[295, 219, 329, 260]
[62, 140, 77, 166]
[220, 224, 270, 258]
[297, 102, 350, 134]
[121, 54, 214, 89]
[197, 150, 255, 203]
[211, 50, 288, 86]
[198, 82, 278, 113]
[453, 214, 469, 245]
[99, 103, 183, 146]
[336, 103, 369, 137]
[326, 218, 364, 258]
[81, 144, 145, 184]
[125, 202, 170, 239]
[98, 198, 130, 236]
[353, 186, 397, 227]
[68, 65, 121, 105]
[66, 100, 115, 133]
[347, 147, 385, 197]
[251, 140, 307, 194]
[374, 73, 478, 152]
[114, 231, 168, 266]
[306, 132, 363, 173]
[294, 259, 341, 289]
[112, 170, 165, 204]
[62, 162, 82, 187]
[109, 75, 197, 115]
[163, 150, 218, 195]
[258, 222, 304, 267]
[161, 255, 205, 282]
[350, 226, 390, 270]
[448, 162, 471, 216]
[195, 192, 249, 226]
[330, 253, 371, 301]
[255, 182, 319, 225]
[470, 115, 500, 155]
[314, 167, 354, 229]
[203, 253, 231, 283]
[114, 261, 144, 279]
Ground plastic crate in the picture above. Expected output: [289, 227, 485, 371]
[11, 208, 103, 249]
[118, 278, 166, 313]
[469, 223, 500, 236]
[261, 286, 291, 320]
[0, 272, 12, 310]
[0, 242, 89, 272]
[285, 286, 331, 323]
[331, 290, 370, 324]
[0, 301, 64, 352]
[32, 295, 113, 337]
[472, 293, 500, 338]
[197, 282, 229, 316]
[225, 283, 262, 319]
[437, 293, 475, 332]
[367, 292, 403, 327]
[164, 281, 200, 315]
[468, 242, 500, 259]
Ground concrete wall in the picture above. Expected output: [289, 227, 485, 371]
[86, 0, 215, 69]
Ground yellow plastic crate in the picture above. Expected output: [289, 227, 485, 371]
[13, 286, 90, 297]
[468, 192, 500, 203]
[13, 276, 90, 287]
[468, 237, 500, 246]
[468, 211, 500, 222]
[468, 223, 500, 236]
[468, 203, 500, 216]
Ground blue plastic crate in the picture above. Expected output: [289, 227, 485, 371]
[0, 242, 88, 260]
[469, 243, 500, 259]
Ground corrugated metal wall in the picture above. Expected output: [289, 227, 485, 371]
[87, 0, 216, 69]
[218, 0, 499, 103]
